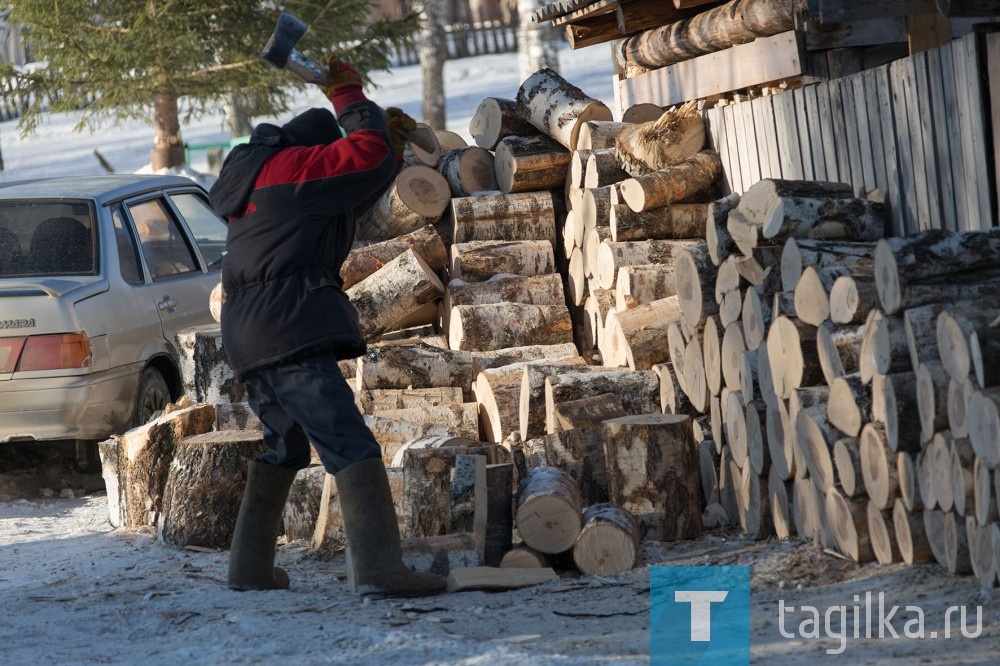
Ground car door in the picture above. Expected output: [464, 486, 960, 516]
[126, 195, 215, 348]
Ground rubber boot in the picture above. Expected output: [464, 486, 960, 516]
[335, 457, 446, 597]
[227, 461, 298, 591]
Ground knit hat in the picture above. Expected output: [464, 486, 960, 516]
[281, 108, 343, 146]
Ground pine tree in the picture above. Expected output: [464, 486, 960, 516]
[0, 1, 420, 168]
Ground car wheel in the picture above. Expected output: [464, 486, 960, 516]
[133, 366, 170, 427]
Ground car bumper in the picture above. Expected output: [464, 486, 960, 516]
[0, 365, 140, 443]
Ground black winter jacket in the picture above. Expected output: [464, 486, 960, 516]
[208, 101, 397, 378]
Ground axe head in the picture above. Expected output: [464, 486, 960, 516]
[262, 12, 307, 70]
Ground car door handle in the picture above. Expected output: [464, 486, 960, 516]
[157, 296, 177, 312]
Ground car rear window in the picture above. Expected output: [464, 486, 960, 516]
[0, 201, 97, 277]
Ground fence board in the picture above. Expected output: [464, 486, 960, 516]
[773, 91, 804, 180]
[912, 50, 941, 232]
[705, 106, 735, 196]
[924, 46, 957, 232]
[938, 42, 968, 232]
[804, 85, 828, 181]
[952, 34, 983, 230]
[793, 87, 815, 181]
[987, 33, 1000, 226]
[839, 77, 865, 195]
[740, 98, 762, 186]
[960, 34, 993, 229]
[829, 79, 853, 187]
[863, 68, 888, 196]
[752, 96, 779, 180]
[816, 83, 840, 180]
[890, 60, 918, 235]
[851, 73, 876, 194]
[723, 103, 745, 195]
[877, 65, 905, 236]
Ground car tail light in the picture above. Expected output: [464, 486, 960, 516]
[17, 333, 92, 371]
[0, 337, 26, 373]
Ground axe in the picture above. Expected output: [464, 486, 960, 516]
[261, 12, 437, 153]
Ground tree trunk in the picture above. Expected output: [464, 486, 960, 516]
[494, 134, 572, 194]
[420, 0, 448, 129]
[572, 503, 640, 575]
[355, 165, 451, 241]
[342, 225, 447, 290]
[451, 240, 555, 281]
[469, 97, 541, 150]
[517, 0, 561, 82]
[157, 430, 265, 549]
[346, 248, 444, 342]
[151, 91, 184, 169]
[451, 192, 556, 244]
[602, 413, 702, 540]
[515, 466, 584, 553]
[515, 68, 613, 151]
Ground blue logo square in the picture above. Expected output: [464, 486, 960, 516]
[650, 565, 750, 665]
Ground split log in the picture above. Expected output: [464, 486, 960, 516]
[450, 454, 487, 555]
[477, 357, 586, 443]
[282, 465, 326, 542]
[567, 246, 587, 307]
[374, 404, 479, 440]
[893, 500, 935, 564]
[437, 146, 498, 196]
[584, 150, 630, 188]
[577, 120, 630, 150]
[356, 341, 474, 398]
[158, 430, 265, 549]
[342, 225, 447, 291]
[515, 68, 613, 151]
[618, 151, 723, 212]
[313, 469, 403, 554]
[103, 404, 216, 529]
[355, 165, 451, 241]
[470, 342, 580, 376]
[825, 488, 875, 562]
[602, 413, 702, 540]
[573, 503, 640, 575]
[570, 149, 600, 189]
[515, 466, 584, 554]
[595, 238, 698, 290]
[706, 193, 741, 266]
[868, 501, 899, 565]
[675, 244, 718, 328]
[614, 101, 704, 177]
[543, 396, 621, 505]
[346, 248, 443, 341]
[494, 134, 572, 194]
[435, 130, 467, 152]
[874, 229, 1000, 314]
[500, 545, 553, 568]
[469, 97, 541, 150]
[610, 203, 708, 242]
[829, 275, 879, 325]
[450, 239, 555, 281]
[860, 309, 909, 384]
[544, 369, 660, 434]
[400, 124, 441, 168]
[449, 302, 573, 352]
[402, 443, 506, 538]
[451, 192, 556, 244]
[882, 371, 921, 453]
[444, 565, 557, 592]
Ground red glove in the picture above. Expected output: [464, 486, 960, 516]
[323, 57, 366, 115]
[385, 107, 417, 160]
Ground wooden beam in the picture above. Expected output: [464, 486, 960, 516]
[908, 12, 953, 54]
[617, 0, 708, 34]
[673, 0, 720, 8]
[820, 0, 936, 22]
[805, 17, 908, 50]
[566, 14, 622, 49]
[553, 0, 619, 27]
[618, 31, 804, 109]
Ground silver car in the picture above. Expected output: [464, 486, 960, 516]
[0, 174, 227, 459]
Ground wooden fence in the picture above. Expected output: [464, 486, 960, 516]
[703, 31, 998, 236]
[390, 20, 519, 66]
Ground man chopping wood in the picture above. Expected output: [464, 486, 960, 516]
[208, 57, 445, 597]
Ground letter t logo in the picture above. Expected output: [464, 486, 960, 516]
[675, 591, 729, 641]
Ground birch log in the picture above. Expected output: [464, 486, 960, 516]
[610, 203, 709, 242]
[515, 466, 584, 553]
[469, 97, 541, 150]
[345, 248, 444, 341]
[515, 67, 614, 151]
[342, 225, 447, 290]
[451, 191, 556, 244]
[451, 240, 555, 281]
[355, 165, 451, 241]
[494, 134, 572, 194]
[618, 151, 723, 212]
[449, 302, 574, 351]
[437, 146, 498, 196]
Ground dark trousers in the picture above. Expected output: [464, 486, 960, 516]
[242, 353, 381, 474]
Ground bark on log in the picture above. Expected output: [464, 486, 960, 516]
[515, 466, 584, 553]
[107, 404, 216, 529]
[780, 238, 875, 293]
[451, 240, 555, 281]
[437, 146, 498, 197]
[519, 364, 605, 440]
[739, 179, 855, 225]
[470, 342, 581, 376]
[615, 263, 677, 312]
[449, 302, 574, 351]
[356, 341, 474, 399]
[515, 68, 614, 151]
[595, 238, 698, 291]
[374, 404, 479, 441]
[610, 203, 708, 242]
[584, 150, 630, 188]
[543, 394, 622, 506]
[762, 196, 886, 242]
[817, 321, 864, 385]
[175, 325, 245, 405]
[494, 134, 572, 194]
[469, 97, 541, 150]
[355, 165, 451, 241]
[706, 193, 741, 266]
[451, 192, 556, 244]
[614, 101, 705, 177]
[936, 306, 1000, 385]
[346, 248, 444, 341]
[607, 295, 684, 370]
[859, 423, 899, 510]
[283, 465, 326, 542]
[893, 500, 935, 564]
[484, 463, 514, 566]
[342, 225, 447, 291]
[158, 430, 265, 549]
[868, 500, 899, 565]
[619, 151, 723, 213]
[675, 244, 718, 328]
[572, 503, 640, 575]
[767, 316, 822, 400]
[602, 413, 702, 541]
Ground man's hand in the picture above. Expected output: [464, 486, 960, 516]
[323, 57, 366, 114]
[385, 107, 417, 160]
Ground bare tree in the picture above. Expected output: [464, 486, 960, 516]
[419, 0, 448, 129]
[517, 0, 560, 83]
